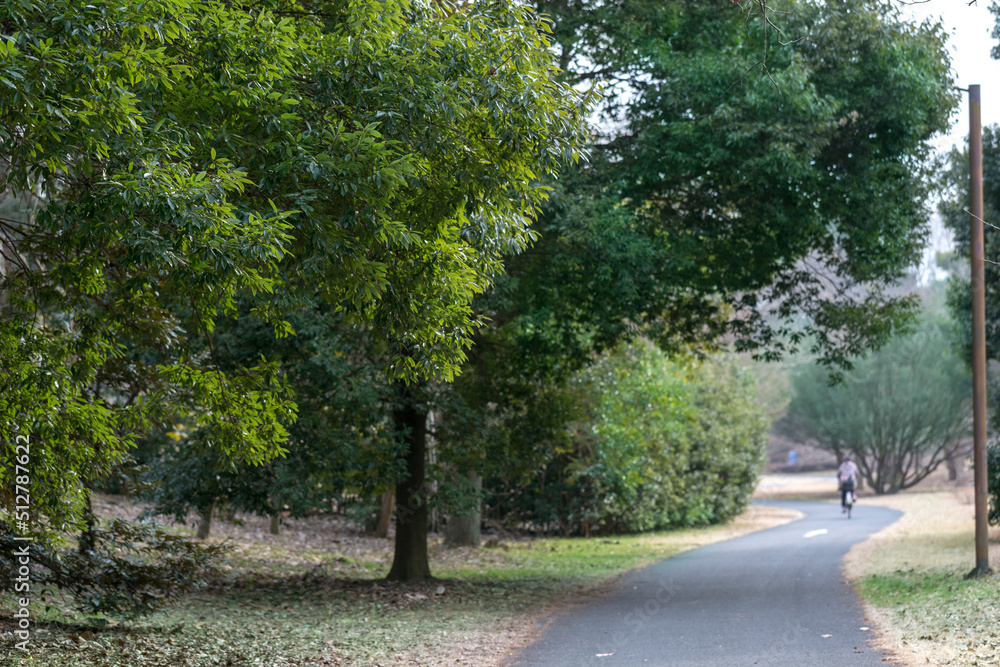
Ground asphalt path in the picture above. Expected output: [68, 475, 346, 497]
[511, 500, 902, 667]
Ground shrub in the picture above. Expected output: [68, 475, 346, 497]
[0, 517, 225, 619]
[494, 342, 768, 535]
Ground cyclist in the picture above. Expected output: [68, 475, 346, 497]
[837, 455, 860, 513]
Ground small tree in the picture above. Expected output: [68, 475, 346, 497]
[783, 317, 971, 494]
[142, 306, 399, 537]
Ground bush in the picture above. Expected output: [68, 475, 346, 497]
[493, 342, 768, 535]
[988, 442, 1000, 526]
[678, 358, 771, 525]
[0, 517, 225, 619]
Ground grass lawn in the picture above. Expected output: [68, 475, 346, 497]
[1, 498, 800, 667]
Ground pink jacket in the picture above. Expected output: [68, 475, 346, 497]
[838, 460, 860, 486]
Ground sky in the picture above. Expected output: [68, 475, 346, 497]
[901, 0, 1000, 153]
[897, 1, 1000, 281]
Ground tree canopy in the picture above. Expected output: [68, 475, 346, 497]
[0, 0, 592, 544]
[533, 0, 956, 367]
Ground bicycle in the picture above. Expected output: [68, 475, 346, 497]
[840, 480, 856, 519]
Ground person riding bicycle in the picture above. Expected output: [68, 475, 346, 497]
[837, 455, 860, 513]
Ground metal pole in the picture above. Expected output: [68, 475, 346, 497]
[968, 84, 991, 578]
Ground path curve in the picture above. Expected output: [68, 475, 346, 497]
[510, 500, 901, 667]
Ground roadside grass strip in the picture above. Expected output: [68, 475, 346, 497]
[846, 490, 1000, 666]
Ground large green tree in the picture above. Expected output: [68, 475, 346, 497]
[538, 0, 955, 365]
[0, 0, 591, 588]
[431, 0, 956, 544]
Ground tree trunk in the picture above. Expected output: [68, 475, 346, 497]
[946, 455, 959, 481]
[197, 503, 214, 540]
[269, 512, 280, 535]
[78, 492, 97, 553]
[427, 411, 440, 535]
[375, 490, 395, 538]
[386, 385, 432, 581]
[444, 472, 481, 548]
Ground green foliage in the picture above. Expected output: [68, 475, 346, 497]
[567, 342, 696, 534]
[144, 307, 400, 524]
[682, 357, 772, 525]
[490, 343, 768, 535]
[0, 518, 225, 619]
[537, 0, 956, 368]
[938, 124, 1000, 438]
[0, 0, 590, 556]
[432, 0, 956, 544]
[783, 316, 970, 494]
[988, 442, 1000, 526]
[0, 0, 591, 601]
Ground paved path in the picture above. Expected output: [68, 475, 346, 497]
[511, 501, 901, 667]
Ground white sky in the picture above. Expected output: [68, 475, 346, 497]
[900, 0, 1000, 153]
[897, 1, 1000, 281]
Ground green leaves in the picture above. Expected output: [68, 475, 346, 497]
[156, 361, 296, 467]
[537, 0, 956, 367]
[493, 342, 768, 534]
[0, 0, 591, 572]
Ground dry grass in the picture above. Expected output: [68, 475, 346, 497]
[753, 471, 839, 501]
[845, 489, 1000, 667]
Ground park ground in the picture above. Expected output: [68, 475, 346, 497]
[0, 497, 800, 667]
[2, 462, 998, 666]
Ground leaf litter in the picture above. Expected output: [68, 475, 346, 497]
[1, 495, 800, 666]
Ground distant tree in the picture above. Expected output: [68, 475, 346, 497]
[783, 317, 970, 494]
